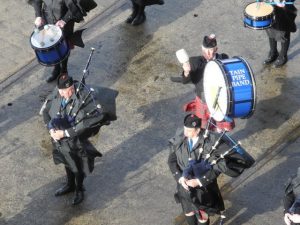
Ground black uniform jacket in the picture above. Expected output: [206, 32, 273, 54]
[168, 130, 229, 213]
[42, 83, 107, 174]
[181, 53, 229, 99]
[272, 4, 297, 32]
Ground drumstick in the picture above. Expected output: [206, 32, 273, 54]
[256, 1, 261, 10]
[40, 28, 46, 47]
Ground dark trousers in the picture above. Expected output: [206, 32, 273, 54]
[268, 32, 290, 59]
[65, 166, 84, 191]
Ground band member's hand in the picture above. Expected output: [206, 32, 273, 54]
[284, 213, 292, 225]
[287, 213, 300, 223]
[179, 177, 189, 191]
[182, 62, 191, 77]
[34, 17, 44, 27]
[276, 3, 285, 7]
[186, 179, 200, 188]
[274, 0, 285, 7]
[50, 129, 65, 141]
[55, 20, 66, 28]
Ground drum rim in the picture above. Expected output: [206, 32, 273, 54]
[30, 25, 64, 50]
[244, 12, 274, 21]
[214, 59, 234, 117]
[30, 31, 66, 50]
[244, 22, 274, 30]
[236, 56, 256, 119]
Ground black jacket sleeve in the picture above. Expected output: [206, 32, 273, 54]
[62, 0, 84, 23]
[168, 145, 182, 182]
[283, 192, 295, 213]
[274, 5, 297, 32]
[42, 100, 52, 128]
[197, 165, 221, 187]
[28, 0, 43, 17]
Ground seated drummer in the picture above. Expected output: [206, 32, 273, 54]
[173, 34, 235, 132]
[262, 0, 297, 67]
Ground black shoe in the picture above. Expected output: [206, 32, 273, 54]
[72, 191, 84, 205]
[263, 53, 278, 65]
[47, 65, 61, 83]
[274, 56, 287, 68]
[126, 9, 138, 24]
[126, 14, 136, 24]
[54, 184, 75, 196]
[144, 0, 164, 5]
[131, 13, 146, 26]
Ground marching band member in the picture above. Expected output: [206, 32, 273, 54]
[126, 0, 164, 26]
[172, 34, 235, 132]
[168, 114, 255, 224]
[168, 114, 226, 225]
[42, 74, 109, 205]
[263, 0, 297, 67]
[28, 0, 97, 82]
[284, 167, 300, 225]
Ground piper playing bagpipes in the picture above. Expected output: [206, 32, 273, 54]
[168, 114, 255, 225]
[41, 49, 117, 205]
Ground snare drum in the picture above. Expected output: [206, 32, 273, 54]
[244, 2, 274, 30]
[203, 57, 256, 122]
[30, 24, 70, 66]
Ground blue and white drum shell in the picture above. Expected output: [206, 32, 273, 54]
[203, 57, 256, 122]
[30, 24, 70, 66]
[244, 2, 274, 30]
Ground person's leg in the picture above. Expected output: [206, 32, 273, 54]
[46, 64, 61, 83]
[131, 4, 146, 25]
[55, 166, 76, 196]
[195, 210, 209, 224]
[185, 212, 198, 225]
[60, 56, 69, 74]
[72, 171, 85, 205]
[144, 0, 164, 6]
[126, 0, 139, 23]
[264, 38, 278, 64]
[274, 32, 290, 68]
[72, 154, 85, 205]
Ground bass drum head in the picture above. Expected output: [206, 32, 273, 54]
[30, 24, 62, 49]
[203, 60, 230, 122]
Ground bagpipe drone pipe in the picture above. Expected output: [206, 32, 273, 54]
[183, 84, 255, 179]
[183, 129, 255, 179]
[48, 48, 118, 140]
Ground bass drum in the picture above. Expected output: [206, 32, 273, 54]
[203, 56, 256, 122]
